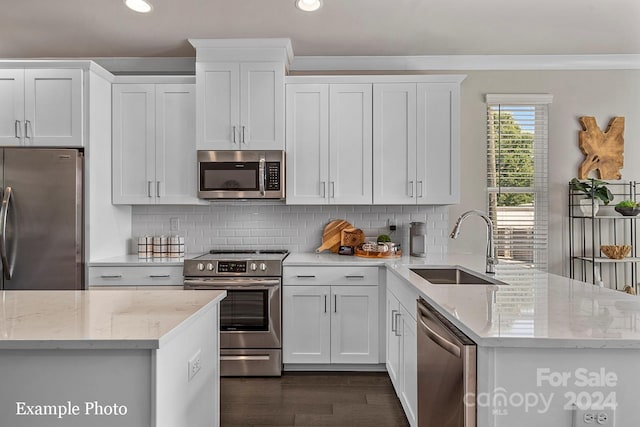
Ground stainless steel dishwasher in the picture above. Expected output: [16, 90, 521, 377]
[417, 297, 476, 427]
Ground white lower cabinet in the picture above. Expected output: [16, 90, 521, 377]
[88, 265, 184, 288]
[283, 266, 379, 365]
[387, 275, 418, 427]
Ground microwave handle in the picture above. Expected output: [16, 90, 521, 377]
[259, 156, 266, 196]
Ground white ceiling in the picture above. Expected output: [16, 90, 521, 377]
[2, 0, 639, 58]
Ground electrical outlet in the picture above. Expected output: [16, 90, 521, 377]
[388, 218, 397, 232]
[170, 217, 180, 233]
[188, 350, 201, 381]
[573, 406, 615, 426]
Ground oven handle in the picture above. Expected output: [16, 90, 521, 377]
[184, 278, 280, 289]
[220, 355, 271, 361]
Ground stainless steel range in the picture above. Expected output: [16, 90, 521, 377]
[183, 250, 288, 376]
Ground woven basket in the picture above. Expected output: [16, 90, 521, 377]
[600, 245, 632, 259]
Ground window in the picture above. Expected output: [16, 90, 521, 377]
[486, 94, 553, 271]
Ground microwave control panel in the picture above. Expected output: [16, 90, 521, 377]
[266, 163, 280, 191]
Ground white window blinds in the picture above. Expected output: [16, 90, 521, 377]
[486, 94, 553, 271]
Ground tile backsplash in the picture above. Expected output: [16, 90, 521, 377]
[131, 202, 449, 255]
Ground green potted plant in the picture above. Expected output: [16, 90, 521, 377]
[570, 178, 613, 216]
[614, 200, 640, 216]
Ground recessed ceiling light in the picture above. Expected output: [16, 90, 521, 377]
[124, 0, 153, 13]
[295, 0, 322, 12]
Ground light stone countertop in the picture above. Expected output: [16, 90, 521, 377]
[89, 254, 201, 267]
[0, 290, 226, 350]
[285, 252, 640, 349]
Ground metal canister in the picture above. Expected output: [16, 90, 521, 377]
[410, 222, 427, 257]
[168, 236, 185, 258]
[152, 236, 168, 258]
[137, 236, 153, 258]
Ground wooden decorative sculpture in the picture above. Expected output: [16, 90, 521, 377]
[578, 116, 625, 179]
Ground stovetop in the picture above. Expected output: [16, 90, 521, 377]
[183, 249, 288, 277]
[195, 249, 289, 262]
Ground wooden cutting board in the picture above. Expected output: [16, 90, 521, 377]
[316, 220, 352, 253]
[341, 228, 365, 247]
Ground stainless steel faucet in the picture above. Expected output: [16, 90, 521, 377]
[450, 210, 498, 274]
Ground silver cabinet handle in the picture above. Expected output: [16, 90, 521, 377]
[15, 120, 22, 142]
[100, 274, 123, 279]
[394, 312, 402, 336]
[417, 180, 423, 198]
[0, 187, 16, 280]
[147, 181, 153, 198]
[324, 295, 327, 313]
[334, 294, 337, 313]
[149, 274, 170, 278]
[24, 120, 32, 143]
[321, 181, 326, 198]
[409, 181, 414, 198]
[330, 181, 336, 198]
[156, 181, 161, 198]
[296, 275, 316, 278]
[241, 125, 247, 144]
[232, 125, 237, 144]
[391, 309, 398, 333]
[345, 275, 364, 279]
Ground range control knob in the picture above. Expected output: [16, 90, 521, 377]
[197, 263, 205, 271]
[207, 263, 215, 271]
[250, 263, 257, 271]
[260, 263, 267, 272]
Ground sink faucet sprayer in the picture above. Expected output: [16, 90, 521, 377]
[450, 210, 498, 274]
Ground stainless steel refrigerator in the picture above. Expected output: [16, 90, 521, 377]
[0, 148, 83, 290]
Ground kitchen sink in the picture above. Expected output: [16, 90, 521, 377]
[410, 266, 507, 286]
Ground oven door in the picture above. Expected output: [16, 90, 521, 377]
[184, 277, 281, 349]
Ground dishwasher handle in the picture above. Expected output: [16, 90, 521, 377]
[417, 303, 461, 358]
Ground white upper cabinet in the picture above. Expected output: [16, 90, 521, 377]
[196, 61, 285, 150]
[373, 83, 417, 205]
[416, 83, 460, 204]
[373, 78, 463, 205]
[0, 68, 82, 147]
[191, 39, 292, 151]
[112, 82, 201, 205]
[286, 83, 373, 205]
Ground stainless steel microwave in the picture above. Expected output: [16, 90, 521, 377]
[198, 150, 285, 199]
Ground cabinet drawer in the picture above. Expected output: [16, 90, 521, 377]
[387, 270, 420, 320]
[284, 266, 378, 286]
[88, 266, 184, 286]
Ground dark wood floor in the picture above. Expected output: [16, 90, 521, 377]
[220, 372, 410, 427]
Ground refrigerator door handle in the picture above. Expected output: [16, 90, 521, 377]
[0, 187, 16, 280]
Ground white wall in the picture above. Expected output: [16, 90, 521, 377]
[132, 203, 449, 255]
[449, 70, 640, 275]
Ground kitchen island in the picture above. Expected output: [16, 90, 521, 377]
[0, 289, 225, 427]
[285, 253, 640, 427]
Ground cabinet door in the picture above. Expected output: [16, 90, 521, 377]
[373, 84, 417, 204]
[0, 69, 25, 146]
[285, 84, 329, 205]
[196, 62, 240, 150]
[329, 84, 373, 205]
[112, 84, 156, 204]
[282, 285, 331, 364]
[240, 62, 284, 150]
[24, 69, 83, 146]
[400, 305, 418, 427]
[386, 291, 402, 391]
[416, 83, 460, 204]
[331, 285, 379, 364]
[155, 84, 202, 204]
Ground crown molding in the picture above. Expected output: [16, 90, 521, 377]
[290, 54, 640, 71]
